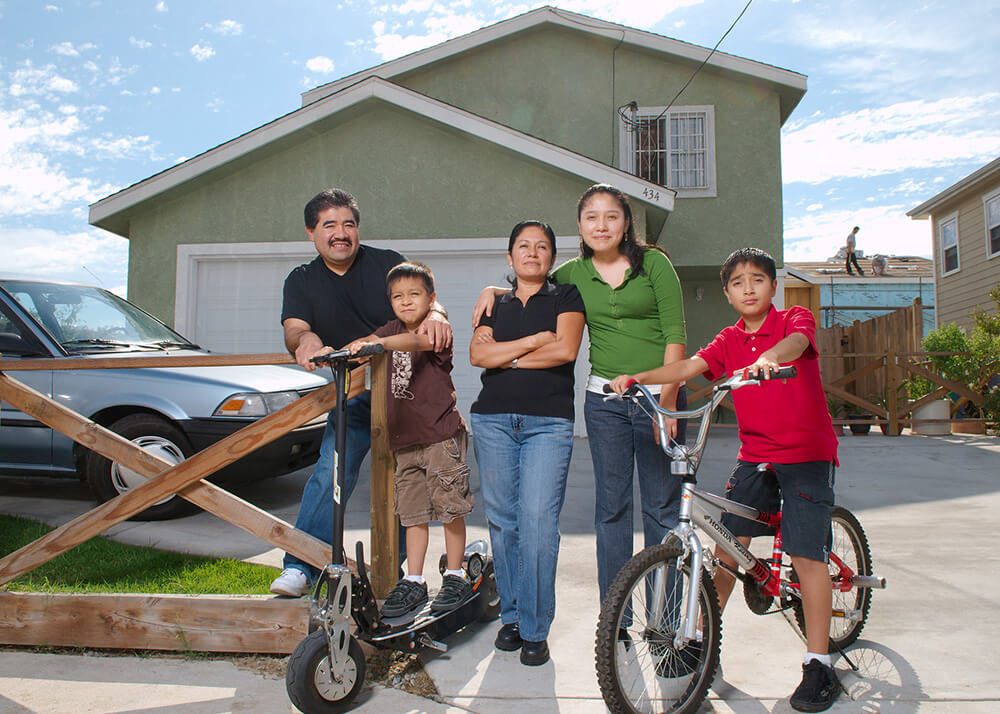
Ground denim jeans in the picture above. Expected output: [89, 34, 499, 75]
[585, 386, 687, 603]
[284, 392, 372, 580]
[471, 412, 574, 642]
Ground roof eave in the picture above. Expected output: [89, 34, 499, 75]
[907, 156, 1000, 219]
[301, 6, 807, 118]
[89, 77, 674, 235]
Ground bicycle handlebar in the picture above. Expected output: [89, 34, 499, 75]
[310, 343, 386, 366]
[602, 365, 799, 472]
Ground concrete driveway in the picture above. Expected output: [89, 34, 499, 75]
[2, 430, 999, 712]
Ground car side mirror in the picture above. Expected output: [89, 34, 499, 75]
[0, 331, 46, 357]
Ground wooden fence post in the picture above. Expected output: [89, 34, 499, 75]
[886, 349, 900, 436]
[368, 354, 398, 599]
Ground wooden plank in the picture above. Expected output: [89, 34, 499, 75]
[368, 354, 398, 599]
[0, 379, 341, 586]
[823, 383, 884, 417]
[887, 349, 900, 436]
[830, 356, 884, 390]
[0, 372, 334, 572]
[0, 353, 295, 371]
[898, 358, 985, 405]
[0, 591, 309, 654]
[905, 388, 950, 414]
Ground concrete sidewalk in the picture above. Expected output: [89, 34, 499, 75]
[3, 430, 1000, 712]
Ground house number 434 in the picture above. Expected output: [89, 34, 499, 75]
[642, 187, 661, 201]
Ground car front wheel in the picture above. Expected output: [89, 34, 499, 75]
[84, 413, 198, 520]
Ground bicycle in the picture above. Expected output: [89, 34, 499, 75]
[594, 368, 886, 714]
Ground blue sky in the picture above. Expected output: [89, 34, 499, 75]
[2, 0, 998, 295]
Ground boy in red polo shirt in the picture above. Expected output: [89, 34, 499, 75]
[609, 248, 840, 712]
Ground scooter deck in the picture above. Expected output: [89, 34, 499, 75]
[370, 588, 480, 641]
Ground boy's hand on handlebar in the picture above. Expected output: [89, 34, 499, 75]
[347, 338, 380, 356]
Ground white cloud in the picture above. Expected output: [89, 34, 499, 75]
[782, 94, 1000, 185]
[129, 36, 152, 49]
[305, 56, 336, 73]
[205, 19, 243, 36]
[2, 226, 128, 292]
[150, 85, 161, 95]
[189, 43, 215, 61]
[50, 41, 79, 57]
[0, 105, 156, 221]
[784, 205, 932, 262]
[8, 62, 80, 97]
[44, 5, 60, 11]
[155, 1, 167, 11]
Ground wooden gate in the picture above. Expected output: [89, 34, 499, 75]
[0, 352, 398, 653]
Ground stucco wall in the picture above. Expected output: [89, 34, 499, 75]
[127, 104, 620, 322]
[396, 24, 785, 267]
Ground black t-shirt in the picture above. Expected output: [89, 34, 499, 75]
[281, 246, 405, 349]
[470, 282, 585, 420]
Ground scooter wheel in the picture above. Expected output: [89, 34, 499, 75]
[286, 630, 366, 713]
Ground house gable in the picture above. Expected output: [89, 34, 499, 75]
[116, 93, 654, 321]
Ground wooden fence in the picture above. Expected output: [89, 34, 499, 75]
[0, 352, 398, 653]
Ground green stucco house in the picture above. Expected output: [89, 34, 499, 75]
[89, 6, 806, 426]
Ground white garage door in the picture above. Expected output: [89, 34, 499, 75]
[175, 239, 589, 435]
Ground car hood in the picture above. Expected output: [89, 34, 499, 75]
[82, 349, 330, 391]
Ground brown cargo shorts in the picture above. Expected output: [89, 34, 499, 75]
[393, 428, 474, 527]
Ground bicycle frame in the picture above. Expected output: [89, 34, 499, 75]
[612, 374, 880, 648]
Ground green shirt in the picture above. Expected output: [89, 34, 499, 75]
[552, 249, 686, 379]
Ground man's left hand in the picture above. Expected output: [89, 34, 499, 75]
[419, 310, 453, 351]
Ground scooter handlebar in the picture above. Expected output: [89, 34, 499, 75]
[310, 343, 386, 365]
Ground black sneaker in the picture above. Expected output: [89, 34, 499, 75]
[381, 578, 428, 619]
[790, 659, 840, 712]
[431, 574, 472, 614]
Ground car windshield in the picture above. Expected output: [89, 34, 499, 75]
[1, 281, 196, 352]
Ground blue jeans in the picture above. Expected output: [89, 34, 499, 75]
[471, 412, 574, 642]
[585, 386, 687, 602]
[284, 392, 372, 580]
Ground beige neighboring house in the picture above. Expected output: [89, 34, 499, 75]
[908, 156, 1000, 332]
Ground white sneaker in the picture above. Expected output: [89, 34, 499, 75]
[270, 568, 309, 597]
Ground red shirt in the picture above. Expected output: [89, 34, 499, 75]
[695, 305, 838, 465]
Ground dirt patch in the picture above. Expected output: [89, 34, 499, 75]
[365, 649, 439, 699]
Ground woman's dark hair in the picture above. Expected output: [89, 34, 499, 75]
[386, 261, 435, 295]
[506, 219, 557, 288]
[719, 247, 777, 287]
[576, 183, 655, 275]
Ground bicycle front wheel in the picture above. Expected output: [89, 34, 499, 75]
[595, 537, 721, 714]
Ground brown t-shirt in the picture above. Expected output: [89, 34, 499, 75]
[374, 319, 465, 451]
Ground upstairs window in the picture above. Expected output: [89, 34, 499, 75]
[619, 105, 716, 198]
[985, 190, 1000, 259]
[939, 213, 959, 276]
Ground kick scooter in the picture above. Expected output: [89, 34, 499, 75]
[285, 345, 500, 713]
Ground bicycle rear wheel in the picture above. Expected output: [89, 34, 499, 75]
[595, 537, 721, 714]
[793, 505, 873, 649]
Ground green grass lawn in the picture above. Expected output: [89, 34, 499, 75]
[1, 514, 279, 594]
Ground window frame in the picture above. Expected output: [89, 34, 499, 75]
[618, 104, 717, 198]
[938, 211, 960, 277]
[984, 188, 1000, 260]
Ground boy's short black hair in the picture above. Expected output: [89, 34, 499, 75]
[720, 248, 777, 287]
[386, 261, 435, 296]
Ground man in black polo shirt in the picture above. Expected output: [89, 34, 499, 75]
[271, 188, 451, 597]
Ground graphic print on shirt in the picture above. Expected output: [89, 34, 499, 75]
[391, 350, 415, 400]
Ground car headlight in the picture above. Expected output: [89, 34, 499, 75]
[213, 390, 300, 417]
